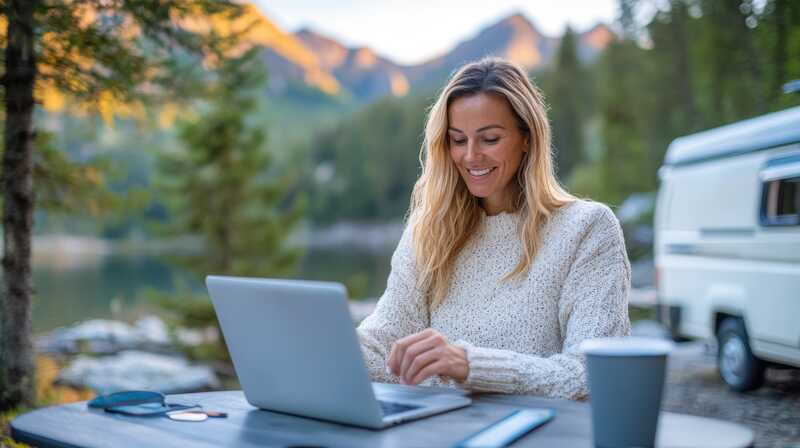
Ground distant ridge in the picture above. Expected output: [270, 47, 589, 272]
[220, 5, 614, 101]
[295, 29, 409, 102]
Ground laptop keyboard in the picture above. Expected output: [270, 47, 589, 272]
[378, 400, 421, 416]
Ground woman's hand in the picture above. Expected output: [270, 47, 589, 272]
[387, 329, 469, 385]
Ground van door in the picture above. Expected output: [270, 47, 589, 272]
[750, 151, 800, 355]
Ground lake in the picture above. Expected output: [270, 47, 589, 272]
[30, 247, 393, 334]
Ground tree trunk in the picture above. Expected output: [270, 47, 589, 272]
[772, 0, 787, 102]
[0, 0, 38, 411]
[671, 1, 698, 132]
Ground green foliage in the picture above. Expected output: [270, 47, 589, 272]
[0, 0, 246, 412]
[567, 0, 800, 205]
[545, 27, 592, 180]
[0, 130, 120, 218]
[597, 39, 655, 204]
[31, 0, 243, 105]
[2, 408, 31, 448]
[32, 132, 119, 216]
[305, 92, 430, 224]
[157, 47, 304, 278]
[152, 49, 304, 363]
[146, 288, 231, 363]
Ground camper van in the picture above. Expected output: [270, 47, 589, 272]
[654, 105, 800, 392]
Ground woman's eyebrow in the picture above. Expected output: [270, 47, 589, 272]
[448, 125, 506, 133]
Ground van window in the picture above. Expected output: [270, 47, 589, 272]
[762, 176, 800, 226]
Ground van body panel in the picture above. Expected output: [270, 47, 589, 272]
[751, 340, 800, 368]
[664, 105, 800, 167]
[665, 152, 763, 231]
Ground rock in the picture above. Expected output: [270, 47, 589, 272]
[175, 326, 219, 347]
[36, 316, 172, 355]
[133, 315, 170, 345]
[58, 350, 219, 394]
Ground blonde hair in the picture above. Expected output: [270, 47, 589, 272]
[409, 57, 575, 310]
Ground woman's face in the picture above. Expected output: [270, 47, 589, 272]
[447, 92, 528, 215]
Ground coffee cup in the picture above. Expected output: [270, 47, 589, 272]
[580, 337, 673, 447]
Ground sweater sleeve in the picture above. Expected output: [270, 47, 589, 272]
[356, 225, 430, 383]
[454, 205, 631, 399]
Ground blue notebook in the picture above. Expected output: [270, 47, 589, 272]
[454, 408, 556, 448]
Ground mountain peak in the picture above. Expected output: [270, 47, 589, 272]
[580, 23, 615, 51]
[294, 26, 315, 36]
[351, 47, 378, 68]
[446, 11, 545, 70]
[294, 28, 349, 71]
[496, 12, 541, 37]
[237, 5, 615, 103]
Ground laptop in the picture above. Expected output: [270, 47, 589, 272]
[205, 275, 472, 429]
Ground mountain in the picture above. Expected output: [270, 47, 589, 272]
[295, 29, 410, 102]
[185, 4, 342, 96]
[577, 23, 615, 62]
[208, 6, 614, 102]
[402, 13, 558, 90]
[404, 15, 613, 89]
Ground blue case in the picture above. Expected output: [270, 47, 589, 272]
[454, 408, 556, 448]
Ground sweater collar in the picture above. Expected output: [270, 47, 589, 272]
[480, 209, 521, 237]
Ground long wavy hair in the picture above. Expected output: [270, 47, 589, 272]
[409, 57, 575, 310]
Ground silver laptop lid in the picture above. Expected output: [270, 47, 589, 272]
[206, 276, 383, 427]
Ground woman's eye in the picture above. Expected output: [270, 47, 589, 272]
[484, 137, 500, 144]
[451, 138, 467, 146]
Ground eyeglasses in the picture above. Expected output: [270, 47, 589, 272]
[88, 390, 167, 409]
[88, 390, 199, 416]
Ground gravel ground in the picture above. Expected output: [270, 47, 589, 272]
[663, 341, 800, 448]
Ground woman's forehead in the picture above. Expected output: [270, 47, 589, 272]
[447, 92, 517, 131]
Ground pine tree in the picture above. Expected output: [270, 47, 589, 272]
[159, 48, 303, 279]
[154, 48, 304, 362]
[597, 39, 653, 204]
[550, 26, 589, 181]
[698, 0, 766, 124]
[0, 0, 242, 411]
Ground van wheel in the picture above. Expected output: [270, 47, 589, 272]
[717, 318, 765, 392]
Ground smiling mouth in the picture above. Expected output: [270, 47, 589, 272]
[467, 167, 496, 177]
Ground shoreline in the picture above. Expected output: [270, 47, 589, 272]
[24, 219, 404, 260]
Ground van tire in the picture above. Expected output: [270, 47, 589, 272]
[717, 318, 765, 392]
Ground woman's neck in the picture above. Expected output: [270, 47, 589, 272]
[481, 184, 521, 216]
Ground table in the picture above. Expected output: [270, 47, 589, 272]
[11, 389, 754, 448]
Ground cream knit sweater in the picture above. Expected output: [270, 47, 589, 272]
[356, 200, 631, 400]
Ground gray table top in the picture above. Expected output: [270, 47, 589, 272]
[11, 388, 754, 448]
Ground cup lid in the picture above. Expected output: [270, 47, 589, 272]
[579, 337, 673, 356]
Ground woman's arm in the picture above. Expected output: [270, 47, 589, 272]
[356, 225, 430, 383]
[454, 207, 631, 399]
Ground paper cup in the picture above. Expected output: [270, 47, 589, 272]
[580, 337, 673, 448]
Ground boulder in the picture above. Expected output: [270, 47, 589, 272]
[36, 316, 171, 355]
[58, 350, 219, 394]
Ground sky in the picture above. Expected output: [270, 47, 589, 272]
[252, 0, 620, 66]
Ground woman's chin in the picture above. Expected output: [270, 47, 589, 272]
[465, 185, 493, 199]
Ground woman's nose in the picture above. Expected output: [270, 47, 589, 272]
[464, 141, 480, 163]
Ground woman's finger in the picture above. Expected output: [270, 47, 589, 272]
[403, 345, 443, 384]
[388, 329, 434, 375]
[409, 359, 448, 386]
[399, 335, 441, 380]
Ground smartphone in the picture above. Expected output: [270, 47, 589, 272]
[455, 408, 556, 448]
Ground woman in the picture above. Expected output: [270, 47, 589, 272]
[357, 57, 630, 400]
